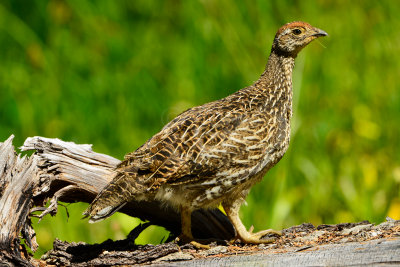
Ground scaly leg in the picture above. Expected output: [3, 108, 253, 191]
[177, 206, 210, 249]
[223, 200, 281, 244]
[178, 206, 193, 242]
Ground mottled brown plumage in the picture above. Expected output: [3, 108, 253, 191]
[84, 21, 327, 244]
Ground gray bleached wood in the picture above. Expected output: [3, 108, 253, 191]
[151, 238, 400, 267]
[0, 135, 38, 266]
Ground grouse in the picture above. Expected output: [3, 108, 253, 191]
[84, 21, 327, 245]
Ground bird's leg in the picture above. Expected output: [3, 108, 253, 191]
[177, 206, 210, 249]
[178, 205, 193, 243]
[223, 201, 281, 244]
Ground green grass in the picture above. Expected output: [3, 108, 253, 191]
[1, 0, 399, 258]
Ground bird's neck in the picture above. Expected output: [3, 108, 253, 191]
[252, 51, 295, 112]
[257, 50, 295, 92]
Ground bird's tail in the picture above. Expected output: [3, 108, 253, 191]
[83, 172, 137, 223]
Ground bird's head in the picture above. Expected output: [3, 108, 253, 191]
[272, 21, 328, 57]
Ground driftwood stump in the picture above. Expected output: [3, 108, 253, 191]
[0, 136, 38, 266]
[0, 135, 399, 266]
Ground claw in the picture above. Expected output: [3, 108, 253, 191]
[232, 229, 282, 244]
[190, 241, 210, 249]
[249, 225, 254, 234]
[175, 235, 211, 249]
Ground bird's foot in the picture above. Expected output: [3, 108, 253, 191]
[189, 240, 211, 249]
[175, 235, 211, 249]
[233, 227, 282, 244]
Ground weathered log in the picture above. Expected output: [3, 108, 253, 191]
[1, 135, 399, 266]
[39, 219, 400, 266]
[153, 237, 400, 266]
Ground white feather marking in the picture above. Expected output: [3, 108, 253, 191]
[233, 159, 250, 164]
[202, 153, 220, 159]
[246, 144, 260, 151]
[249, 154, 263, 160]
[235, 127, 247, 131]
[251, 118, 264, 124]
[243, 136, 260, 141]
[229, 136, 246, 144]
[201, 178, 218, 185]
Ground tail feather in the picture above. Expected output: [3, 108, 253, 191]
[83, 172, 138, 222]
[86, 202, 126, 223]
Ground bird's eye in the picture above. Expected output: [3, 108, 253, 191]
[292, 29, 302, 35]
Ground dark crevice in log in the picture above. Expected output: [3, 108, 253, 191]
[40, 223, 183, 266]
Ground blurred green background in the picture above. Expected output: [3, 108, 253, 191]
[1, 0, 399, 258]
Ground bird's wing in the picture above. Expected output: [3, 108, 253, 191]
[119, 99, 281, 191]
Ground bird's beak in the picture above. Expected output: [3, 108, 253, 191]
[312, 28, 328, 37]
